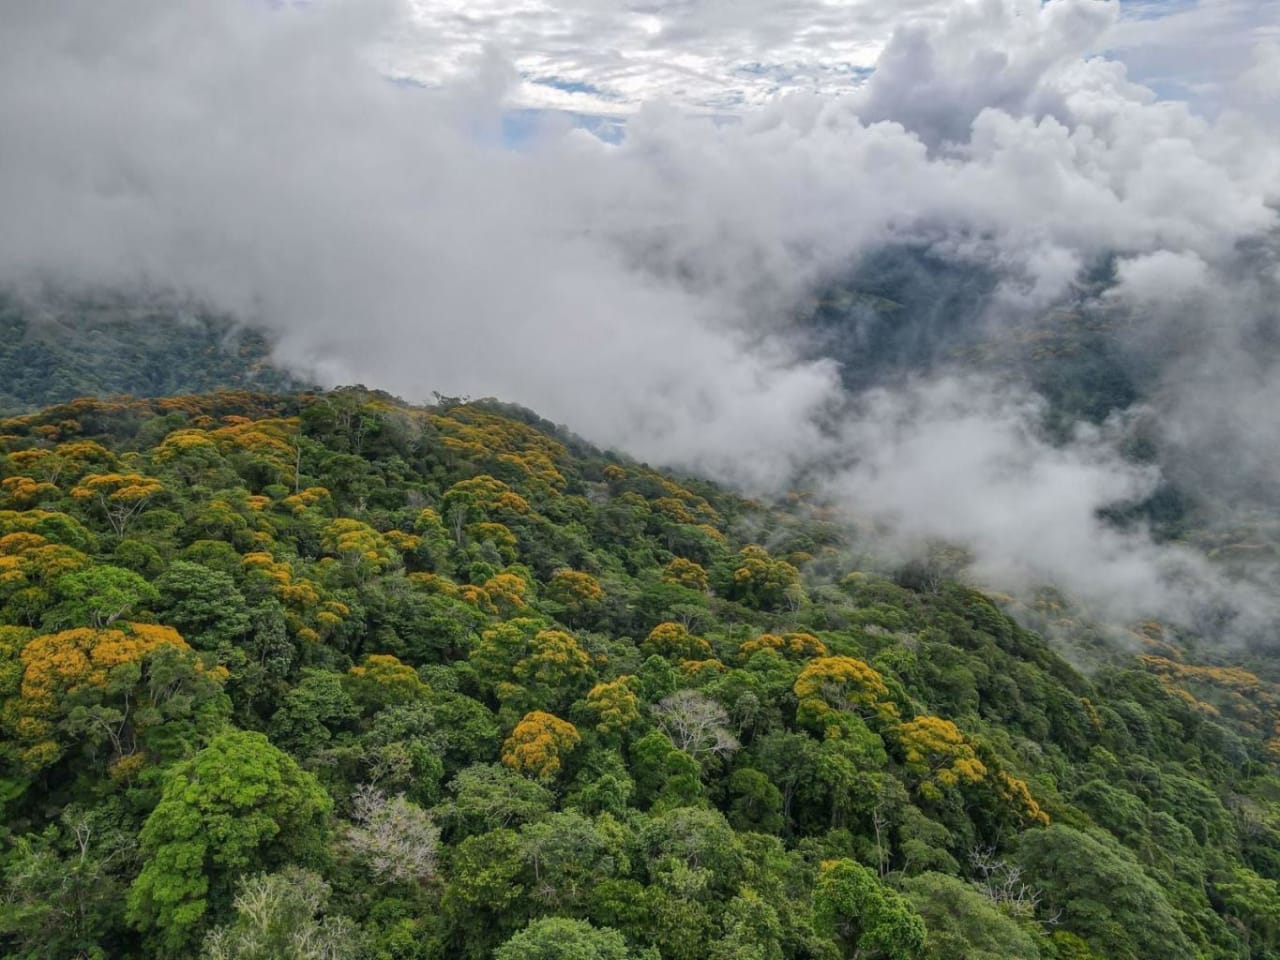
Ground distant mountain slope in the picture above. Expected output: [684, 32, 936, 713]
[804, 245, 1142, 427]
[802, 247, 1212, 545]
[0, 292, 310, 415]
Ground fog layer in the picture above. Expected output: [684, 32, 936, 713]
[2, 0, 1278, 638]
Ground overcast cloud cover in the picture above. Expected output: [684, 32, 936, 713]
[1, 0, 1279, 639]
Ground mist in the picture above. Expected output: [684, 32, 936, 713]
[2, 0, 1278, 643]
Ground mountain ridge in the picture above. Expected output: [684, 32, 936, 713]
[1, 385, 1279, 959]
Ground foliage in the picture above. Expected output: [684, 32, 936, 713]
[494, 917, 640, 960]
[813, 858, 926, 959]
[0, 386, 1277, 960]
[502, 710, 582, 781]
[126, 731, 332, 956]
[201, 867, 364, 960]
[341, 785, 439, 885]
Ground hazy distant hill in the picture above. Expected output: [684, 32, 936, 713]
[0, 292, 310, 415]
[804, 245, 1141, 427]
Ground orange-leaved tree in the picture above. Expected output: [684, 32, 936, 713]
[642, 621, 712, 662]
[70, 473, 164, 536]
[4, 622, 227, 774]
[583, 676, 641, 738]
[894, 715, 987, 800]
[501, 710, 580, 781]
[794, 656, 897, 736]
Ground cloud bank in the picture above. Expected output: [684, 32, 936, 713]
[2, 0, 1278, 640]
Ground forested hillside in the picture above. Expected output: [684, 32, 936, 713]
[0, 294, 308, 416]
[2, 387, 1280, 960]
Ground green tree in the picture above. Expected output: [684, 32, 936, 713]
[127, 730, 333, 956]
[813, 858, 926, 960]
[154, 560, 252, 650]
[0, 807, 136, 960]
[494, 917, 640, 960]
[727, 768, 785, 834]
[901, 872, 1040, 960]
[440, 762, 554, 839]
[48, 564, 158, 629]
[1015, 824, 1194, 960]
[709, 888, 785, 960]
[269, 669, 359, 757]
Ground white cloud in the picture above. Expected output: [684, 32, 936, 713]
[1, 0, 1278, 637]
[394, 0, 952, 113]
[393, 0, 1279, 117]
[1110, 250, 1212, 305]
[1105, 0, 1280, 108]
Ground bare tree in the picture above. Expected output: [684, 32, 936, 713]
[872, 807, 890, 878]
[653, 690, 740, 762]
[969, 846, 1059, 924]
[202, 868, 362, 960]
[343, 785, 440, 885]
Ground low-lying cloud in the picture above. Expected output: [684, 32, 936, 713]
[2, 0, 1278, 642]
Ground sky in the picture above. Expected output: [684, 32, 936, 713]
[392, 0, 1279, 117]
[1, 0, 1278, 641]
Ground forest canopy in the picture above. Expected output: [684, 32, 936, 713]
[1, 387, 1278, 960]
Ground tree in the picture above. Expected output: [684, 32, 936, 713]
[709, 888, 785, 960]
[470, 617, 543, 696]
[901, 872, 1040, 960]
[641, 806, 745, 901]
[642, 622, 711, 662]
[48, 564, 158, 629]
[440, 828, 528, 957]
[813, 858, 926, 960]
[547, 569, 604, 624]
[584, 676, 642, 738]
[501, 710, 581, 781]
[894, 716, 987, 800]
[719, 545, 802, 611]
[727, 768, 785, 834]
[1214, 866, 1280, 958]
[127, 730, 333, 956]
[661, 557, 709, 592]
[355, 702, 448, 804]
[0, 476, 60, 510]
[0, 534, 91, 626]
[494, 917, 640, 960]
[442, 475, 531, 527]
[794, 656, 897, 735]
[269, 669, 359, 758]
[630, 729, 704, 810]
[320, 518, 399, 585]
[345, 654, 429, 714]
[739, 631, 827, 661]
[342, 785, 439, 885]
[512, 629, 593, 709]
[652, 689, 739, 763]
[70, 473, 164, 536]
[1014, 824, 1194, 960]
[0, 806, 136, 960]
[6, 622, 225, 773]
[153, 561, 252, 650]
[440, 763, 554, 839]
[200, 868, 365, 960]
[517, 809, 616, 910]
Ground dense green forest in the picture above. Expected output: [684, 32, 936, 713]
[2, 386, 1280, 960]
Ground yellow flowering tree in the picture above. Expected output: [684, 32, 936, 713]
[501, 710, 580, 781]
[794, 656, 897, 735]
